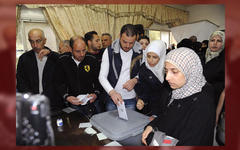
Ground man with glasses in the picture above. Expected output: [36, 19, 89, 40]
[16, 28, 61, 110]
[54, 36, 101, 117]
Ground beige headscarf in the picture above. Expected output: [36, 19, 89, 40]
[205, 31, 225, 63]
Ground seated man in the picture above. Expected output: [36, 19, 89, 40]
[54, 36, 101, 117]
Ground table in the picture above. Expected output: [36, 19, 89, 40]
[51, 110, 112, 146]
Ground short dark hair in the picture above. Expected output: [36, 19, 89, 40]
[120, 24, 137, 37]
[101, 33, 112, 39]
[69, 35, 85, 49]
[134, 24, 144, 35]
[202, 40, 209, 46]
[138, 35, 150, 43]
[84, 31, 98, 46]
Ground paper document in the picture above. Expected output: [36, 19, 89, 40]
[117, 101, 128, 120]
[105, 141, 122, 146]
[77, 94, 92, 105]
[84, 127, 97, 135]
[79, 122, 92, 128]
[97, 133, 107, 141]
[62, 107, 76, 113]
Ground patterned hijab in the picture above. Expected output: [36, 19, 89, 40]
[205, 31, 225, 63]
[144, 40, 166, 83]
[165, 47, 206, 100]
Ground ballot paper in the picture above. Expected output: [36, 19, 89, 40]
[117, 101, 128, 120]
[105, 141, 122, 146]
[79, 122, 92, 128]
[62, 107, 76, 114]
[84, 127, 97, 135]
[97, 133, 107, 141]
[77, 94, 92, 105]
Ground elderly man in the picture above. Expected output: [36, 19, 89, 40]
[54, 36, 101, 117]
[101, 33, 112, 49]
[58, 40, 72, 54]
[16, 28, 61, 110]
[99, 24, 142, 111]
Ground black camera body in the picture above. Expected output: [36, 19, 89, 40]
[16, 93, 55, 145]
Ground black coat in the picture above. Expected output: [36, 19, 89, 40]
[148, 83, 216, 146]
[203, 50, 225, 105]
[135, 63, 170, 116]
[16, 48, 60, 108]
[54, 54, 101, 99]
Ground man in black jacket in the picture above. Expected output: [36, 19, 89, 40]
[16, 28, 61, 110]
[55, 36, 101, 116]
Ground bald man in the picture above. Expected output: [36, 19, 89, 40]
[16, 28, 62, 110]
[54, 36, 101, 117]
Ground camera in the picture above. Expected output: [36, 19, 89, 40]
[16, 93, 55, 145]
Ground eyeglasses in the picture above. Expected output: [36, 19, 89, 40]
[29, 39, 43, 44]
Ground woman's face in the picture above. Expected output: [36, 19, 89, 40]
[139, 39, 149, 50]
[165, 62, 186, 89]
[147, 52, 160, 67]
[209, 35, 223, 52]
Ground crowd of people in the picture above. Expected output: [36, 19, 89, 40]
[16, 23, 225, 146]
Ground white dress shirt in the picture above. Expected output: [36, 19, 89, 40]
[99, 48, 136, 99]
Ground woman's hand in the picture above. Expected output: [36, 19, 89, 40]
[142, 126, 153, 145]
[136, 99, 144, 110]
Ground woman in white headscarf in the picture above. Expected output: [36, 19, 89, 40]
[142, 47, 216, 146]
[135, 40, 168, 120]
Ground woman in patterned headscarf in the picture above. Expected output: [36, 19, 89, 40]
[204, 31, 225, 106]
[142, 47, 216, 146]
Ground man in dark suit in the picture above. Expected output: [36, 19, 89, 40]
[16, 28, 62, 110]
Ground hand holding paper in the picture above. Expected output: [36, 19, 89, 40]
[77, 94, 92, 105]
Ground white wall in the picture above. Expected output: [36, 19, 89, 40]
[186, 4, 225, 30]
[149, 23, 170, 31]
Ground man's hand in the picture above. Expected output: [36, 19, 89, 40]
[88, 93, 97, 103]
[136, 99, 144, 110]
[123, 78, 138, 91]
[109, 89, 123, 105]
[66, 96, 83, 105]
[142, 126, 153, 145]
[38, 49, 50, 60]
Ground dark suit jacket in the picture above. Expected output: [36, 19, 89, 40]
[16, 47, 60, 108]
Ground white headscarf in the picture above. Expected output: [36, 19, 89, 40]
[144, 40, 166, 83]
[205, 31, 225, 63]
[165, 47, 206, 100]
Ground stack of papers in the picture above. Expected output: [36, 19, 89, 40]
[79, 122, 92, 128]
[105, 141, 122, 146]
[77, 94, 92, 105]
[84, 127, 97, 135]
[62, 107, 76, 114]
[96, 133, 107, 141]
